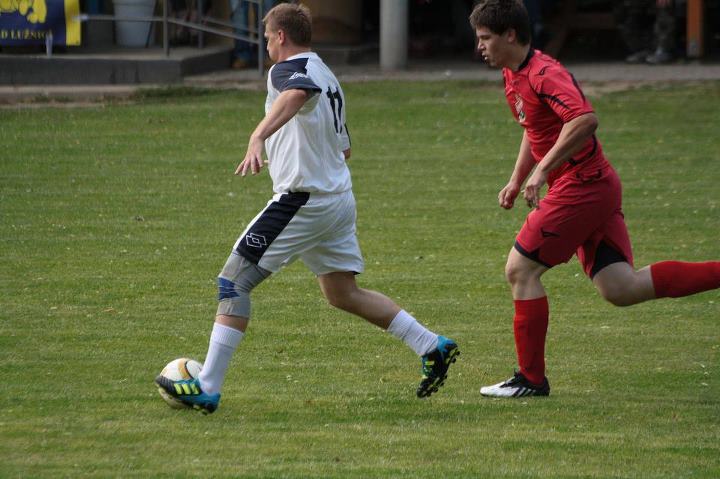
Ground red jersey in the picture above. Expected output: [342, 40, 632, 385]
[503, 49, 610, 187]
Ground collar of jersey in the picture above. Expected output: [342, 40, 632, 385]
[285, 51, 319, 62]
[515, 48, 535, 72]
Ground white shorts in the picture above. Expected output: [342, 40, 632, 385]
[233, 190, 365, 275]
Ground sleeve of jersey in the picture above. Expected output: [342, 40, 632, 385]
[532, 66, 594, 123]
[270, 62, 322, 95]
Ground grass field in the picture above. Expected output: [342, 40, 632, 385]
[1, 80, 719, 478]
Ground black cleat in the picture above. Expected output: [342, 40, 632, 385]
[416, 336, 460, 398]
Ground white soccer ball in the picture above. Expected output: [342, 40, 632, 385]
[157, 358, 203, 409]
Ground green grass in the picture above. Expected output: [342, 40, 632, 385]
[1, 81, 718, 478]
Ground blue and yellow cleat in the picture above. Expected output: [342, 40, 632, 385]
[154, 376, 220, 414]
[416, 336, 460, 398]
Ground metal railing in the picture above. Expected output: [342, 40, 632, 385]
[76, 0, 265, 76]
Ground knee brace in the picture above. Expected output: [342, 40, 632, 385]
[216, 253, 270, 318]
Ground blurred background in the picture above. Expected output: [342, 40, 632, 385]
[1, 0, 719, 84]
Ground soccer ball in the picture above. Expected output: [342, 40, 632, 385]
[156, 358, 203, 409]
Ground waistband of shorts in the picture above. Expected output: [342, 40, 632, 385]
[271, 190, 352, 205]
[282, 189, 351, 197]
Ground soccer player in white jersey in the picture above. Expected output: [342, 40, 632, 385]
[156, 3, 459, 414]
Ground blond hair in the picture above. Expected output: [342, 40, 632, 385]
[263, 3, 312, 46]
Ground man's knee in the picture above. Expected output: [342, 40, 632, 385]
[217, 253, 270, 318]
[505, 261, 522, 285]
[599, 286, 636, 307]
[505, 258, 540, 286]
[325, 293, 345, 311]
[595, 275, 638, 307]
[323, 286, 354, 311]
[593, 263, 648, 307]
[321, 281, 359, 312]
[505, 245, 549, 286]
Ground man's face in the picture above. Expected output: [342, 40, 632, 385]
[475, 26, 510, 68]
[265, 25, 280, 62]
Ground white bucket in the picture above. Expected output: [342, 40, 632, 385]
[114, 0, 155, 47]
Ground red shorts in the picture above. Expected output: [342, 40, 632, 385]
[515, 166, 634, 277]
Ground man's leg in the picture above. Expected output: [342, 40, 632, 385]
[317, 271, 435, 351]
[197, 315, 249, 397]
[594, 260, 720, 306]
[505, 247, 550, 385]
[230, 0, 252, 68]
[481, 246, 552, 398]
[317, 271, 459, 397]
[198, 254, 270, 396]
[156, 253, 270, 413]
[646, 1, 675, 64]
[618, 0, 653, 62]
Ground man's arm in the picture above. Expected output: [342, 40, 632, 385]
[499, 131, 535, 209]
[236, 88, 310, 177]
[522, 112, 598, 207]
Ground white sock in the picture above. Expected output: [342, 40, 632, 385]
[197, 323, 244, 395]
[387, 310, 438, 356]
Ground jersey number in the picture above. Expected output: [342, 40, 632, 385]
[326, 87, 343, 134]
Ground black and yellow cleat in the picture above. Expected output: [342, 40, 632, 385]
[416, 336, 459, 398]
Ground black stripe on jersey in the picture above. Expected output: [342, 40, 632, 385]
[538, 93, 570, 110]
[236, 192, 310, 265]
[570, 73, 586, 101]
[271, 58, 322, 93]
[344, 122, 351, 146]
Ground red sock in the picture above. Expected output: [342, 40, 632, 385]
[513, 297, 549, 385]
[650, 261, 720, 298]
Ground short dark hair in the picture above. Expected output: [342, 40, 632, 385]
[469, 0, 531, 46]
[263, 3, 312, 47]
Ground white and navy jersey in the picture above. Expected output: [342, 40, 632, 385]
[265, 52, 352, 194]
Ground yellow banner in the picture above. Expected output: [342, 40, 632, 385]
[0, 0, 81, 46]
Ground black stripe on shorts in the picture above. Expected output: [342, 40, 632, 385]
[514, 240, 553, 269]
[236, 192, 310, 265]
[590, 240, 628, 278]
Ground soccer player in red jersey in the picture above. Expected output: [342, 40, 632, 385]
[469, 0, 720, 398]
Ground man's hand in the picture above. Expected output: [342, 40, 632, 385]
[236, 136, 267, 176]
[498, 181, 521, 209]
[234, 88, 310, 177]
[522, 168, 548, 208]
